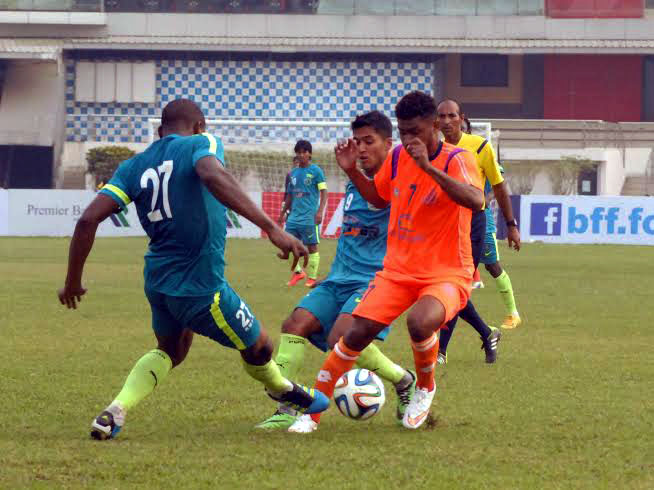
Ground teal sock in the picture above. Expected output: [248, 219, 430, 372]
[495, 270, 518, 315]
[114, 349, 172, 411]
[356, 343, 405, 385]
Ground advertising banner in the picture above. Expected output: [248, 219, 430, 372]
[4, 190, 260, 238]
[521, 195, 654, 245]
[0, 189, 7, 235]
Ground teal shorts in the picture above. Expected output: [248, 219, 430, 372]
[145, 282, 260, 350]
[285, 222, 320, 246]
[296, 280, 391, 352]
[479, 232, 500, 265]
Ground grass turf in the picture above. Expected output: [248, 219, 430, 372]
[0, 237, 652, 489]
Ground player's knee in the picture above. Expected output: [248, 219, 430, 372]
[343, 318, 383, 351]
[406, 309, 441, 341]
[486, 262, 502, 278]
[281, 309, 318, 338]
[240, 334, 273, 365]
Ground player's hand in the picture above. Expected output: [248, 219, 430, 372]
[507, 226, 521, 251]
[268, 226, 309, 270]
[405, 137, 430, 171]
[334, 138, 358, 173]
[57, 283, 87, 310]
[314, 211, 323, 225]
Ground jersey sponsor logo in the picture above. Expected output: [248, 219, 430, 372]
[530, 203, 562, 236]
[108, 210, 130, 228]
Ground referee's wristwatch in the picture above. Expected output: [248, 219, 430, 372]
[506, 219, 518, 228]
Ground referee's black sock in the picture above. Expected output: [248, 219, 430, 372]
[458, 300, 492, 339]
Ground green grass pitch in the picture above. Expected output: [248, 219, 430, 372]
[1, 237, 652, 489]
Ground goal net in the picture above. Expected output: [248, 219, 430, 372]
[147, 118, 494, 237]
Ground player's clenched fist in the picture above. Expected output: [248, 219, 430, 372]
[404, 137, 430, 171]
[334, 138, 358, 172]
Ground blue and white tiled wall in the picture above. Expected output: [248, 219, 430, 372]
[65, 54, 439, 144]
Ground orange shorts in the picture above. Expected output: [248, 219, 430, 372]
[353, 269, 470, 327]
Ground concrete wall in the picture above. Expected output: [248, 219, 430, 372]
[5, 13, 654, 48]
[0, 61, 64, 148]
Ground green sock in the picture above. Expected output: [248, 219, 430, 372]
[356, 343, 405, 385]
[307, 252, 320, 279]
[275, 334, 307, 379]
[495, 270, 518, 315]
[243, 359, 292, 393]
[114, 349, 172, 411]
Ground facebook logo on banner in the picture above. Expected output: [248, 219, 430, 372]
[530, 203, 562, 236]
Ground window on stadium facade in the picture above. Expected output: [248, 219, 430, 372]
[461, 54, 509, 88]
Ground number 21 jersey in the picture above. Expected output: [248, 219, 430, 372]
[100, 133, 227, 297]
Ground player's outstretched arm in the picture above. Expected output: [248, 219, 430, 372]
[334, 138, 388, 209]
[492, 181, 521, 251]
[58, 194, 118, 309]
[195, 156, 309, 269]
[405, 138, 483, 211]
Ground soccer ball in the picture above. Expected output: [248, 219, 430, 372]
[333, 368, 385, 420]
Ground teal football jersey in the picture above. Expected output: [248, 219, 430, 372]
[100, 133, 227, 296]
[325, 181, 389, 286]
[286, 164, 326, 226]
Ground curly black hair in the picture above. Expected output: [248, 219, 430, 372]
[350, 110, 393, 139]
[395, 91, 437, 121]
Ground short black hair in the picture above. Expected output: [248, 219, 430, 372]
[351, 110, 393, 139]
[395, 91, 437, 121]
[437, 97, 472, 134]
[294, 140, 312, 154]
[161, 98, 205, 130]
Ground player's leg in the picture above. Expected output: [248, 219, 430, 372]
[439, 211, 500, 364]
[284, 223, 307, 284]
[402, 283, 464, 429]
[472, 268, 484, 289]
[290, 273, 414, 433]
[483, 234, 521, 329]
[185, 283, 328, 415]
[304, 225, 321, 287]
[257, 284, 339, 429]
[90, 289, 191, 440]
[326, 312, 416, 424]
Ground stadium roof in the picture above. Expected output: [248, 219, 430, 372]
[62, 35, 654, 54]
[4, 36, 654, 57]
[0, 39, 61, 60]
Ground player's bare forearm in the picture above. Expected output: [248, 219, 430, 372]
[279, 195, 292, 224]
[65, 217, 98, 286]
[316, 188, 327, 223]
[196, 156, 276, 234]
[345, 168, 388, 209]
[492, 182, 515, 222]
[423, 166, 483, 211]
[493, 181, 521, 250]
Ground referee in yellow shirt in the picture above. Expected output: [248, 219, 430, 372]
[435, 99, 521, 364]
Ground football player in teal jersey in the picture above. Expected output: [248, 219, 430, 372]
[57, 99, 328, 440]
[279, 140, 327, 287]
[257, 111, 416, 432]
